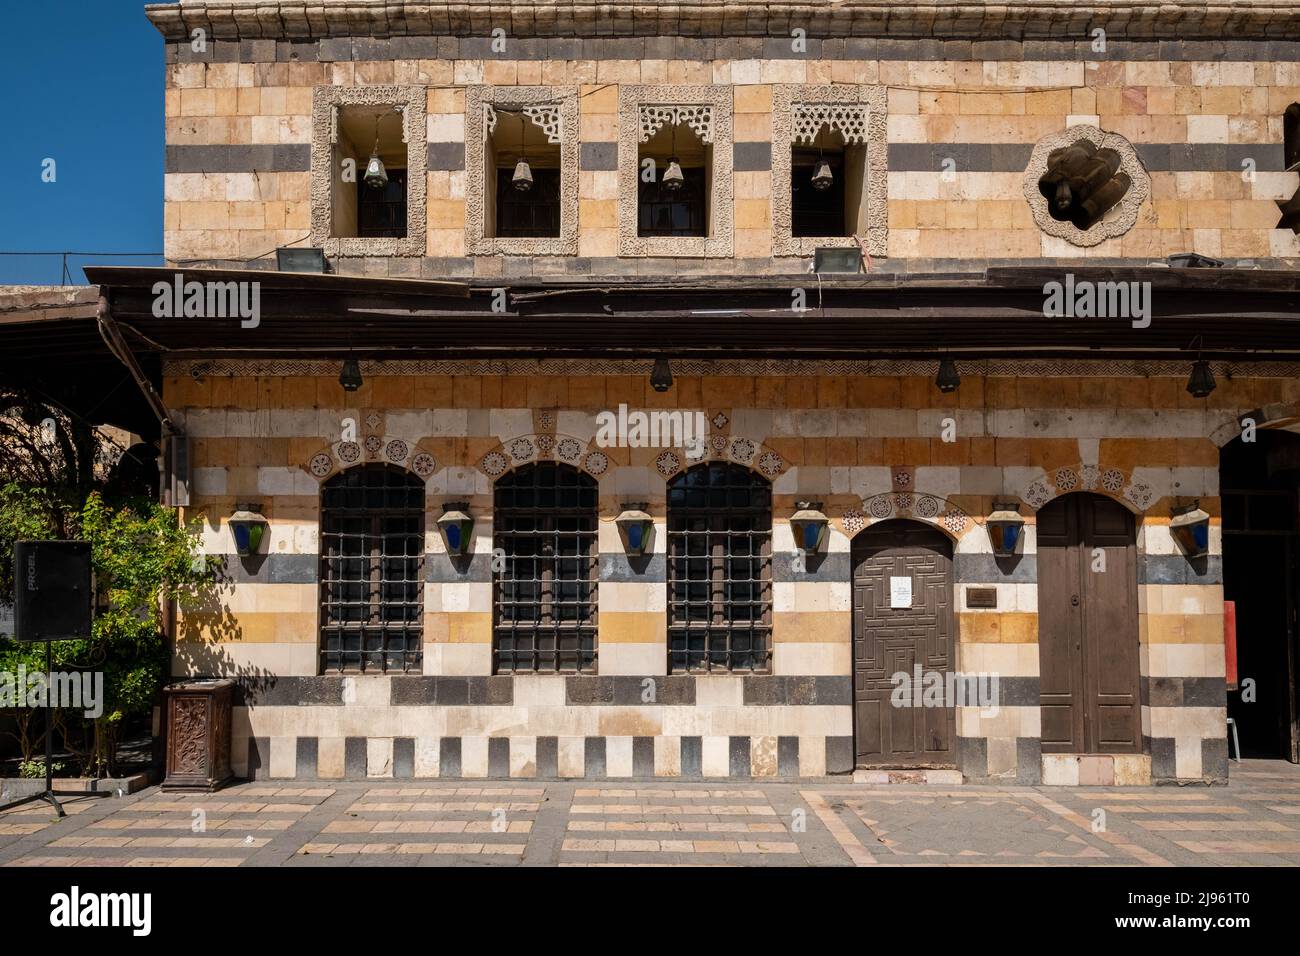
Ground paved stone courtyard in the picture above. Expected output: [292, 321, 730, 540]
[1, 759, 1297, 867]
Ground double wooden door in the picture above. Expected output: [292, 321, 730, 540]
[1037, 493, 1141, 754]
[852, 521, 956, 767]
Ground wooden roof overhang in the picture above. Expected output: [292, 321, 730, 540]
[78, 265, 1300, 364]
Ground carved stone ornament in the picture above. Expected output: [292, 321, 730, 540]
[1022, 125, 1150, 248]
[466, 86, 580, 256]
[771, 85, 888, 258]
[310, 85, 428, 257]
[618, 85, 734, 259]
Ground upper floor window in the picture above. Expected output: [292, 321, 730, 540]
[772, 85, 888, 259]
[667, 463, 772, 673]
[465, 87, 579, 256]
[493, 462, 598, 674]
[310, 85, 428, 258]
[318, 464, 425, 674]
[637, 117, 710, 238]
[618, 86, 734, 258]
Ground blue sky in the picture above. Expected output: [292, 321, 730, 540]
[0, 0, 169, 284]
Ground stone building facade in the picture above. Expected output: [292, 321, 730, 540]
[128, 1, 1300, 785]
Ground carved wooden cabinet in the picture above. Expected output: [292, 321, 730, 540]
[162, 679, 235, 792]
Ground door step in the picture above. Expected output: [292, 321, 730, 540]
[853, 769, 964, 785]
[1042, 754, 1152, 786]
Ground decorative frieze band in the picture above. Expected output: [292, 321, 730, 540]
[166, 357, 1300, 379]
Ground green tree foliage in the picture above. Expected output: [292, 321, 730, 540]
[1, 483, 212, 776]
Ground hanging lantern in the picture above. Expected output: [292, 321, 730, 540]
[650, 357, 673, 393]
[364, 146, 388, 190]
[935, 357, 960, 393]
[811, 157, 834, 191]
[228, 505, 268, 558]
[790, 501, 829, 553]
[339, 358, 363, 392]
[616, 503, 655, 557]
[985, 501, 1025, 558]
[1169, 502, 1210, 558]
[512, 158, 533, 191]
[437, 502, 475, 557]
[662, 157, 685, 192]
[1186, 359, 1216, 398]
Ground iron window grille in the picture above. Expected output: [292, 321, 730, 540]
[318, 464, 425, 673]
[495, 167, 562, 238]
[357, 168, 409, 239]
[493, 462, 598, 673]
[667, 462, 773, 673]
[638, 166, 708, 237]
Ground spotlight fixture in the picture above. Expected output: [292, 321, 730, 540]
[935, 357, 960, 394]
[339, 358, 363, 392]
[1184, 336, 1215, 398]
[650, 357, 673, 393]
[1186, 359, 1215, 398]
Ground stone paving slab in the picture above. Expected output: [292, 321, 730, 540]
[2, 759, 1297, 868]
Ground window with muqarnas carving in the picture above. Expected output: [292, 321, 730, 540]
[318, 465, 425, 674]
[493, 463, 599, 673]
[668, 463, 773, 673]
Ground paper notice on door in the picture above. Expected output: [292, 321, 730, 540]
[889, 576, 912, 609]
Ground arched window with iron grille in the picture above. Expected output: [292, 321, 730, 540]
[317, 464, 425, 673]
[493, 462, 599, 673]
[667, 462, 773, 673]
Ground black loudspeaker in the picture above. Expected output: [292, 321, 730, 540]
[12, 540, 93, 642]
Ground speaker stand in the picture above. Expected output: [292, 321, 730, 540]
[0, 641, 113, 817]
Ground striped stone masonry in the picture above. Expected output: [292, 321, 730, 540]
[160, 39, 1300, 268]
[161, 360, 1300, 784]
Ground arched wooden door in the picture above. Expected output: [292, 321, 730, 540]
[851, 520, 956, 767]
[1037, 492, 1141, 754]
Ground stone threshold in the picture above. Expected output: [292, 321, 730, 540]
[1042, 753, 1153, 786]
[852, 768, 964, 785]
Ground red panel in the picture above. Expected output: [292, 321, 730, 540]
[1224, 600, 1238, 691]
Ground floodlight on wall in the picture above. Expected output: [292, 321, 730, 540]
[813, 247, 860, 274]
[275, 247, 327, 273]
[616, 503, 655, 557]
[228, 504, 268, 558]
[790, 501, 830, 553]
[986, 501, 1025, 558]
[935, 358, 961, 394]
[437, 502, 475, 557]
[1170, 502, 1211, 559]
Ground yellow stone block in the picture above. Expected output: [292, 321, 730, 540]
[733, 85, 772, 114]
[599, 612, 668, 644]
[735, 198, 770, 230]
[580, 84, 619, 114]
[773, 612, 850, 643]
[580, 199, 618, 229]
